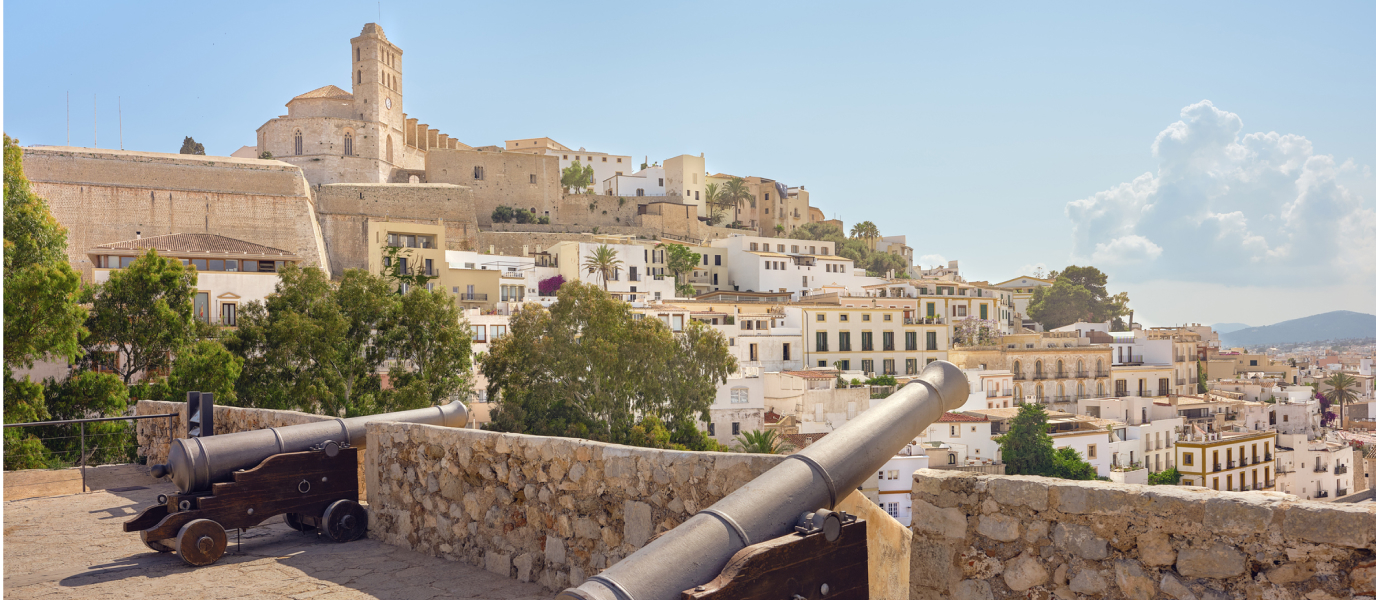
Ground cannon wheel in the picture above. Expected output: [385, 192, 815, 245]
[322, 499, 367, 543]
[140, 530, 173, 553]
[175, 519, 227, 566]
[284, 512, 316, 532]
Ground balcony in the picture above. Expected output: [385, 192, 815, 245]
[1228, 461, 1236, 469]
[904, 317, 945, 325]
[1265, 453, 1271, 461]
[1265, 480, 1275, 489]
[460, 293, 489, 302]
[1314, 464, 1328, 473]
[1176, 378, 1185, 386]
[1213, 464, 1223, 472]
[1240, 484, 1251, 491]
[1176, 355, 1186, 363]
[1074, 370, 1090, 378]
[1053, 371, 1069, 380]
[1338, 488, 1349, 497]
[1336, 464, 1349, 475]
[1095, 370, 1110, 378]
[1013, 373, 1027, 381]
[1315, 490, 1329, 499]
[1033, 373, 1049, 381]
[1117, 358, 1145, 366]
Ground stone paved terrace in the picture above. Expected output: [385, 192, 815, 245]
[3, 481, 551, 600]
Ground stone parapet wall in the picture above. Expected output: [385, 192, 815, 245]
[909, 468, 1376, 600]
[364, 422, 785, 590]
[133, 400, 364, 494]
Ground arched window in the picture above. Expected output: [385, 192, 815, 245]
[1097, 358, 1104, 375]
[947, 454, 957, 465]
[1077, 360, 1085, 376]
[1035, 360, 1043, 377]
[1036, 384, 1044, 400]
[1097, 381, 1105, 396]
[293, 130, 303, 156]
[1014, 387, 1023, 403]
[1077, 381, 1085, 399]
[386, 136, 394, 163]
[1013, 360, 1021, 375]
[1057, 383, 1065, 400]
[1056, 360, 1064, 376]
[343, 132, 353, 157]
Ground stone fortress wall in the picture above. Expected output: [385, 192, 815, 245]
[24, 146, 331, 279]
[312, 182, 478, 274]
[909, 468, 1376, 600]
[132, 401, 1376, 599]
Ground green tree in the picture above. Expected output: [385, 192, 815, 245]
[4, 135, 87, 369]
[656, 242, 701, 298]
[788, 221, 845, 243]
[3, 376, 50, 469]
[1324, 372, 1360, 427]
[703, 183, 725, 225]
[865, 375, 898, 386]
[1050, 446, 1097, 480]
[380, 245, 438, 293]
[81, 249, 197, 384]
[560, 161, 595, 194]
[39, 370, 133, 466]
[225, 265, 399, 416]
[719, 177, 756, 216]
[849, 221, 880, 250]
[1148, 467, 1182, 485]
[582, 244, 622, 291]
[867, 250, 908, 278]
[734, 429, 794, 454]
[1026, 266, 1130, 330]
[387, 288, 473, 408]
[1197, 362, 1208, 394]
[491, 205, 515, 223]
[998, 403, 1056, 476]
[774, 224, 785, 235]
[167, 340, 243, 406]
[481, 282, 734, 450]
[179, 136, 206, 155]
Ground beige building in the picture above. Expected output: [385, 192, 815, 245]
[256, 24, 467, 186]
[796, 302, 948, 377]
[947, 330, 1113, 407]
[505, 138, 632, 193]
[366, 221, 499, 309]
[1175, 430, 1277, 492]
[663, 154, 708, 216]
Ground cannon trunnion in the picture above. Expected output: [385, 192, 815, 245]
[125, 444, 365, 566]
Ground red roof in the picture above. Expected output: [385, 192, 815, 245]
[937, 412, 988, 423]
[781, 370, 838, 380]
[781, 432, 827, 450]
[764, 410, 782, 424]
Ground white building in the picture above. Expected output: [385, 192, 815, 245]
[604, 166, 666, 197]
[763, 371, 871, 435]
[920, 413, 1001, 467]
[505, 138, 632, 193]
[957, 368, 1015, 411]
[1275, 433, 1356, 501]
[703, 376, 766, 448]
[663, 154, 708, 215]
[89, 233, 299, 327]
[445, 250, 560, 308]
[465, 308, 512, 427]
[710, 234, 880, 300]
[864, 447, 929, 526]
[550, 237, 677, 302]
[1075, 395, 1183, 475]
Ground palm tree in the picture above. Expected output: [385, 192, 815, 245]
[703, 182, 724, 224]
[1324, 372, 1359, 429]
[720, 177, 756, 217]
[582, 245, 622, 291]
[850, 221, 881, 250]
[734, 429, 795, 454]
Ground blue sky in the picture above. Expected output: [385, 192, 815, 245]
[5, 1, 1374, 328]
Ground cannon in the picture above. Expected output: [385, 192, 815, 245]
[125, 402, 469, 566]
[558, 360, 969, 600]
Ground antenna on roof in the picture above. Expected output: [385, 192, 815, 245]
[119, 97, 124, 150]
[66, 92, 70, 146]
[93, 94, 98, 148]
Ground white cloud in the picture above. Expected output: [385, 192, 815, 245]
[916, 254, 949, 269]
[1067, 100, 1376, 284]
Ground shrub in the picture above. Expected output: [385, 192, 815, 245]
[491, 205, 515, 223]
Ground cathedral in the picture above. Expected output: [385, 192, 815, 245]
[255, 24, 466, 185]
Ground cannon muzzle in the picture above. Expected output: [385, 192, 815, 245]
[155, 402, 468, 493]
[558, 360, 969, 600]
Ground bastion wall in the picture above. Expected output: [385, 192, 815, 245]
[24, 147, 331, 279]
[312, 182, 478, 274]
[909, 468, 1376, 600]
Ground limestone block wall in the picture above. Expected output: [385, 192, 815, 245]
[313, 183, 477, 274]
[24, 147, 330, 280]
[425, 150, 561, 226]
[364, 422, 786, 591]
[909, 468, 1376, 600]
[557, 194, 648, 229]
[472, 230, 651, 257]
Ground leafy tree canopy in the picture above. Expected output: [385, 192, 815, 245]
[481, 282, 734, 450]
[1026, 265, 1130, 330]
[1148, 467, 1182, 485]
[998, 403, 1099, 480]
[4, 135, 86, 368]
[81, 249, 197, 384]
[788, 222, 845, 243]
[179, 136, 206, 155]
[560, 161, 595, 194]
[167, 340, 243, 406]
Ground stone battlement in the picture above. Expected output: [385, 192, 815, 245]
[24, 146, 309, 197]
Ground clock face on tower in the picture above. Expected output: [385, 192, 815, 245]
[385, 97, 392, 109]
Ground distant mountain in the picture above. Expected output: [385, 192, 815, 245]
[1211, 322, 1251, 334]
[1219, 311, 1376, 347]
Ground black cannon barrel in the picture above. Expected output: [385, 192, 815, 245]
[153, 402, 468, 493]
[557, 360, 969, 600]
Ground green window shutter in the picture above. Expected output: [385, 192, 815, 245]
[927, 331, 937, 351]
[980, 304, 988, 320]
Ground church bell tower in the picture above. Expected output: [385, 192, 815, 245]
[350, 24, 404, 156]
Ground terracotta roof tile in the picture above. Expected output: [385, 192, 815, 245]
[93, 233, 297, 257]
[291, 85, 354, 101]
[938, 412, 989, 423]
[781, 370, 838, 380]
[781, 432, 827, 451]
[764, 410, 782, 424]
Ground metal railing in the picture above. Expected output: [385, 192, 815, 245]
[3, 412, 179, 492]
[1012, 373, 1027, 381]
[1053, 371, 1068, 379]
[460, 293, 489, 301]
[1338, 488, 1349, 497]
[1336, 464, 1348, 475]
[1074, 370, 1090, 378]
[1213, 463, 1223, 472]
[1095, 370, 1110, 378]
[1315, 464, 1328, 473]
[1315, 490, 1329, 498]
